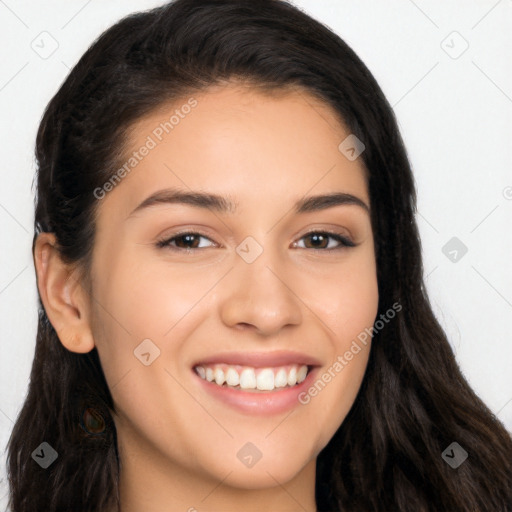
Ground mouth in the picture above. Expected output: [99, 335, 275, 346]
[194, 363, 310, 392]
[191, 351, 320, 414]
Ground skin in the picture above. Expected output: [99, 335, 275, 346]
[34, 83, 378, 512]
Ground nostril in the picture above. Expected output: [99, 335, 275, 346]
[236, 322, 254, 331]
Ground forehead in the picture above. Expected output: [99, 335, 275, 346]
[98, 83, 369, 220]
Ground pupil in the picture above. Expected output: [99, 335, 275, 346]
[180, 234, 198, 248]
[309, 234, 326, 248]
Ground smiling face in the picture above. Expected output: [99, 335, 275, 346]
[86, 83, 378, 500]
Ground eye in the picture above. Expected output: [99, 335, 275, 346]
[155, 230, 356, 252]
[156, 232, 216, 251]
[293, 231, 356, 250]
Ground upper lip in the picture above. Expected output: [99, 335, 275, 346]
[192, 350, 321, 368]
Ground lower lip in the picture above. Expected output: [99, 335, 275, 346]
[193, 367, 318, 415]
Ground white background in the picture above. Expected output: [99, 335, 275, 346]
[1, 1, 511, 508]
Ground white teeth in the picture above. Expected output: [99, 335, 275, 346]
[256, 368, 274, 391]
[195, 364, 310, 391]
[225, 367, 240, 386]
[274, 368, 288, 388]
[240, 368, 257, 389]
[287, 366, 297, 386]
[297, 366, 308, 384]
[214, 368, 225, 386]
[297, 365, 308, 383]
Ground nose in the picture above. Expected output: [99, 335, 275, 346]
[218, 247, 303, 337]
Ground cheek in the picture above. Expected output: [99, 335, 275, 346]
[89, 254, 221, 390]
[305, 247, 379, 341]
[297, 249, 378, 448]
[92, 253, 209, 339]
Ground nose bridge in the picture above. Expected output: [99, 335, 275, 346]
[218, 237, 302, 334]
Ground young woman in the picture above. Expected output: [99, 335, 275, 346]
[6, 0, 512, 511]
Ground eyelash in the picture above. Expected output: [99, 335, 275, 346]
[155, 230, 356, 252]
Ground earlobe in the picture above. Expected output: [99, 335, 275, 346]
[33, 232, 95, 354]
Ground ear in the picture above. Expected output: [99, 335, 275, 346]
[34, 232, 95, 353]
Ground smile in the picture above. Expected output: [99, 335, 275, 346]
[191, 351, 320, 414]
[194, 363, 309, 392]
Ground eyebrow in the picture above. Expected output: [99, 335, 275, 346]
[126, 188, 369, 219]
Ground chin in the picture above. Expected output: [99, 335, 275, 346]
[223, 463, 307, 490]
[202, 445, 316, 490]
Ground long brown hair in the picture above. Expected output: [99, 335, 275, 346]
[7, 1, 512, 510]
